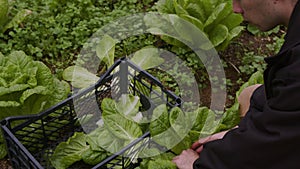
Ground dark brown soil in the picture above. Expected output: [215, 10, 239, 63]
[0, 159, 12, 169]
[200, 29, 281, 108]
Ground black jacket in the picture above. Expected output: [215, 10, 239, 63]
[193, 1, 300, 168]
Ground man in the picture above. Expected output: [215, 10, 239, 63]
[172, 0, 300, 168]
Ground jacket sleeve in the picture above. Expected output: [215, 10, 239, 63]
[193, 48, 300, 169]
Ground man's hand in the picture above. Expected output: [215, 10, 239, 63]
[172, 127, 237, 168]
[172, 149, 199, 169]
[191, 130, 229, 153]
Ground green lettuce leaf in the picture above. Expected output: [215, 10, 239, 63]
[156, 0, 176, 14]
[139, 151, 177, 169]
[174, 0, 189, 16]
[2, 9, 31, 33]
[190, 107, 210, 131]
[147, 159, 177, 169]
[81, 148, 108, 166]
[208, 24, 228, 47]
[150, 105, 188, 152]
[96, 34, 117, 69]
[116, 94, 141, 117]
[87, 126, 125, 154]
[0, 51, 70, 160]
[101, 98, 143, 142]
[171, 134, 191, 155]
[169, 107, 194, 137]
[155, 0, 244, 51]
[149, 104, 171, 136]
[103, 113, 143, 141]
[0, 51, 69, 119]
[62, 65, 99, 89]
[50, 132, 90, 169]
[180, 14, 204, 30]
[185, 2, 206, 22]
[131, 47, 164, 71]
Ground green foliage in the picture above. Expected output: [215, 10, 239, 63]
[62, 66, 99, 89]
[50, 93, 240, 168]
[0, 0, 8, 26]
[50, 132, 90, 169]
[0, 51, 70, 119]
[102, 97, 143, 141]
[0, 51, 70, 159]
[155, 0, 244, 51]
[95, 34, 118, 69]
[0, 0, 31, 33]
[0, 133, 6, 159]
[50, 94, 146, 169]
[63, 37, 165, 89]
[0, 0, 157, 72]
[222, 71, 264, 127]
[149, 104, 239, 154]
[139, 152, 177, 169]
[50, 132, 109, 168]
[239, 52, 266, 76]
[267, 34, 285, 54]
[247, 25, 281, 36]
[246, 25, 285, 54]
[1, 9, 32, 33]
[37, 73, 264, 169]
[238, 71, 264, 95]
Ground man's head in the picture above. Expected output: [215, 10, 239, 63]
[233, 0, 298, 31]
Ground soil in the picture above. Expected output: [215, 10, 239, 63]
[0, 159, 12, 169]
[201, 29, 281, 107]
[0, 29, 283, 168]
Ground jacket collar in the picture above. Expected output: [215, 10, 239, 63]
[265, 0, 300, 64]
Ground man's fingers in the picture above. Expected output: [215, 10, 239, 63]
[172, 149, 199, 169]
[191, 141, 200, 150]
[191, 140, 205, 153]
[191, 136, 211, 149]
[172, 156, 179, 162]
[195, 145, 204, 153]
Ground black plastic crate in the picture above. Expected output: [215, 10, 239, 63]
[1, 58, 181, 169]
